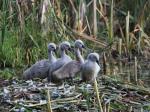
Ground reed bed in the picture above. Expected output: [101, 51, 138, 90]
[0, 0, 150, 111]
[0, 0, 149, 70]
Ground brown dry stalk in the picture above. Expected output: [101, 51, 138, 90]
[93, 0, 97, 37]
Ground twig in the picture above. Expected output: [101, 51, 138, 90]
[10, 94, 82, 108]
[57, 99, 86, 104]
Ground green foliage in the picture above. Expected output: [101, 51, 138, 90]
[143, 105, 150, 111]
[110, 101, 127, 111]
[0, 68, 15, 79]
[0, 0, 149, 72]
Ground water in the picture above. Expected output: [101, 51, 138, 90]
[105, 58, 150, 87]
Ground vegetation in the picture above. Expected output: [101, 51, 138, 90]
[0, 0, 150, 111]
[0, 0, 149, 68]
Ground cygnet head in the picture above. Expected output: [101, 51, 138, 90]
[74, 39, 85, 50]
[48, 43, 57, 53]
[60, 41, 71, 51]
[87, 53, 100, 65]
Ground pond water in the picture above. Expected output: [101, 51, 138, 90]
[104, 58, 150, 88]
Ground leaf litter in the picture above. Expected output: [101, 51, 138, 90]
[0, 76, 150, 112]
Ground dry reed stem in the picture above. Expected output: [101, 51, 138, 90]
[47, 89, 53, 112]
[94, 79, 103, 112]
[11, 94, 82, 108]
[104, 103, 106, 112]
[107, 102, 110, 112]
[68, 0, 77, 14]
[119, 39, 122, 55]
[85, 16, 92, 35]
[72, 30, 115, 49]
[126, 11, 130, 54]
[93, 0, 97, 37]
[119, 39, 123, 73]
[134, 57, 138, 83]
[129, 106, 133, 112]
[110, 0, 114, 40]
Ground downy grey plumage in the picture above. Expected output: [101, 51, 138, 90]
[81, 53, 100, 83]
[23, 43, 57, 80]
[47, 41, 72, 84]
[52, 40, 85, 84]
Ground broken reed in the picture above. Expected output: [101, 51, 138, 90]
[94, 79, 104, 112]
[47, 89, 53, 112]
[119, 39, 122, 73]
[134, 57, 138, 83]
[109, 0, 114, 41]
[126, 11, 130, 55]
[93, 0, 97, 37]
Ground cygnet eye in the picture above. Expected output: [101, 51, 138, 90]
[66, 45, 70, 48]
[96, 59, 100, 65]
[82, 44, 85, 48]
[51, 46, 54, 49]
[78, 43, 82, 47]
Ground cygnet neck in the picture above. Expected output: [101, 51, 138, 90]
[60, 49, 67, 58]
[75, 48, 84, 64]
[48, 51, 56, 63]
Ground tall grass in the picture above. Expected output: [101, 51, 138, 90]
[0, 0, 149, 74]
